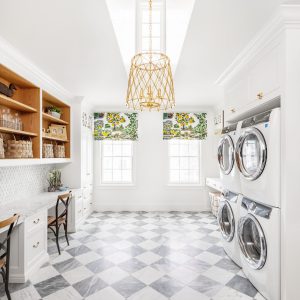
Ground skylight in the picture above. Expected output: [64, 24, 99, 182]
[105, 0, 195, 72]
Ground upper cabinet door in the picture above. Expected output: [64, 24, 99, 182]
[248, 45, 280, 103]
[224, 75, 248, 118]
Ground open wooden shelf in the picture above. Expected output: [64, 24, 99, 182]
[42, 112, 69, 125]
[42, 136, 69, 142]
[0, 126, 38, 137]
[0, 64, 72, 164]
[0, 94, 37, 113]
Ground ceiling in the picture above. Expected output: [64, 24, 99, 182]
[0, 0, 280, 108]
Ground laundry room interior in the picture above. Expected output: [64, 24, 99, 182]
[0, 1, 299, 300]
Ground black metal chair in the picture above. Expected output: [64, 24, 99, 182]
[0, 214, 19, 300]
[48, 192, 72, 255]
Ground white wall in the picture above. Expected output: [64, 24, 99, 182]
[93, 108, 218, 211]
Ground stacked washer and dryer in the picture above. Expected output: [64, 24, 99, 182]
[217, 108, 281, 300]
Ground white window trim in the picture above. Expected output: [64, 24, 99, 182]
[136, 0, 166, 53]
[96, 141, 137, 188]
[167, 140, 205, 187]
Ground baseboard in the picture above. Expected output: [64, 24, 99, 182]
[93, 203, 211, 212]
[8, 252, 49, 283]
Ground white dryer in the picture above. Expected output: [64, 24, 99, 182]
[217, 123, 241, 194]
[238, 196, 280, 300]
[235, 108, 280, 207]
[217, 191, 242, 267]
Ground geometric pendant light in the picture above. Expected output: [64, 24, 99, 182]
[126, 0, 175, 111]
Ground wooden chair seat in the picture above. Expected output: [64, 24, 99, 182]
[0, 258, 5, 269]
[47, 216, 66, 226]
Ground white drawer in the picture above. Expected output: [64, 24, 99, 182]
[26, 210, 46, 233]
[27, 227, 46, 265]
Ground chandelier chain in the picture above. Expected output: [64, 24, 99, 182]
[149, 0, 152, 54]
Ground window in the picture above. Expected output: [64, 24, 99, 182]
[101, 141, 134, 184]
[137, 0, 165, 53]
[168, 140, 202, 185]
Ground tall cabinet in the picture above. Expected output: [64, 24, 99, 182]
[61, 98, 94, 231]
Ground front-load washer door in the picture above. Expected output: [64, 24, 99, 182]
[218, 200, 235, 242]
[236, 127, 267, 181]
[218, 135, 235, 175]
[238, 213, 267, 269]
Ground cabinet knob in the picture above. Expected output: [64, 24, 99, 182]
[230, 108, 236, 113]
[257, 92, 264, 100]
[33, 241, 40, 248]
[33, 218, 40, 224]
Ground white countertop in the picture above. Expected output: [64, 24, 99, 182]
[206, 178, 223, 192]
[0, 188, 81, 225]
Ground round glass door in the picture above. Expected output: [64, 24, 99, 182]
[236, 128, 267, 180]
[238, 214, 267, 270]
[218, 200, 235, 242]
[218, 135, 234, 175]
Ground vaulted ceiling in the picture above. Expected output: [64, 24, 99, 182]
[0, 0, 280, 108]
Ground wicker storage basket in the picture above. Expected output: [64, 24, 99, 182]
[0, 133, 4, 159]
[43, 143, 54, 158]
[5, 135, 33, 159]
[54, 143, 65, 158]
[209, 192, 221, 217]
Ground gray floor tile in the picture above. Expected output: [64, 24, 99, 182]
[150, 275, 184, 297]
[53, 258, 81, 273]
[226, 274, 258, 297]
[34, 275, 70, 298]
[112, 276, 146, 298]
[73, 275, 107, 297]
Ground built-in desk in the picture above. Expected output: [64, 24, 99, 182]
[0, 188, 83, 283]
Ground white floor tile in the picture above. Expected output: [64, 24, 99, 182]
[132, 266, 164, 285]
[62, 265, 94, 285]
[98, 266, 129, 284]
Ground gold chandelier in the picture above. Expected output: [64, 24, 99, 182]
[126, 0, 175, 111]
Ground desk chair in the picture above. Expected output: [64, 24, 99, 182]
[0, 214, 19, 300]
[47, 192, 72, 255]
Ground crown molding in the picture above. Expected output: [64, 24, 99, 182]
[0, 36, 75, 103]
[215, 4, 300, 86]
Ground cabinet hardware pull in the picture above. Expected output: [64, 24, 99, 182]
[33, 218, 40, 224]
[230, 108, 236, 113]
[33, 242, 40, 248]
[257, 92, 264, 100]
[84, 208, 87, 210]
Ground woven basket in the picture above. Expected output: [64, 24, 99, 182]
[5, 135, 33, 159]
[0, 133, 4, 159]
[209, 192, 221, 217]
[43, 143, 54, 158]
[54, 143, 65, 158]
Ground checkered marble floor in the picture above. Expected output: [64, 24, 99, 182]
[0, 211, 264, 300]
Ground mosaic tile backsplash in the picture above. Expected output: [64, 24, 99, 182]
[0, 165, 52, 205]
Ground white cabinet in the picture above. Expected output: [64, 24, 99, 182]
[68, 189, 84, 232]
[223, 44, 281, 123]
[7, 210, 48, 283]
[224, 75, 248, 121]
[82, 126, 93, 187]
[248, 45, 280, 103]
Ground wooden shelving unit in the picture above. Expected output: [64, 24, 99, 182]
[42, 112, 69, 125]
[42, 91, 71, 159]
[0, 64, 40, 159]
[42, 136, 69, 142]
[0, 94, 37, 113]
[0, 64, 72, 164]
[0, 127, 38, 137]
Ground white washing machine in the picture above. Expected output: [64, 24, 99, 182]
[238, 197, 280, 300]
[235, 108, 280, 208]
[217, 123, 241, 194]
[217, 191, 242, 267]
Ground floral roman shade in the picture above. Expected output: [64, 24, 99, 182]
[94, 113, 138, 140]
[163, 112, 207, 140]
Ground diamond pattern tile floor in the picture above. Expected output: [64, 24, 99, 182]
[0, 211, 262, 299]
